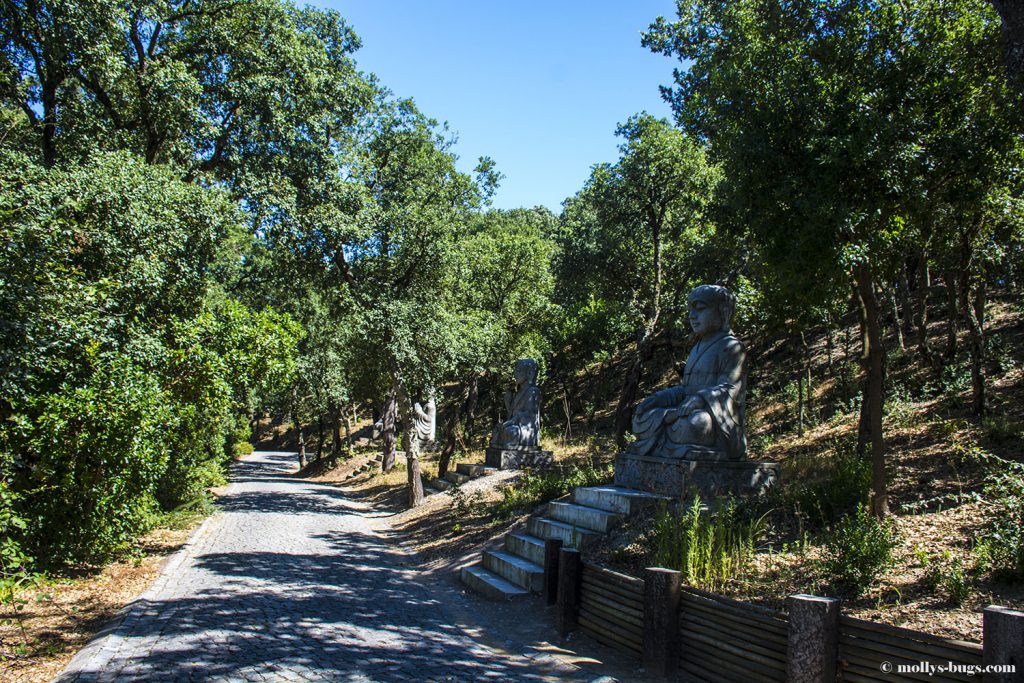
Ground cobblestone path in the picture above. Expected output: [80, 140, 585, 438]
[58, 452, 592, 682]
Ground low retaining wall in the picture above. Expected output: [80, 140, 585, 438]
[550, 550, 1021, 682]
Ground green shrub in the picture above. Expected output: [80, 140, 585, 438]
[818, 507, 899, 596]
[975, 462, 1024, 579]
[8, 351, 172, 567]
[775, 441, 871, 529]
[922, 550, 971, 605]
[490, 462, 612, 521]
[650, 498, 765, 591]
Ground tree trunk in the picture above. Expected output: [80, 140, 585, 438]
[797, 371, 805, 437]
[381, 388, 397, 472]
[962, 275, 987, 416]
[944, 269, 959, 361]
[465, 375, 479, 448]
[332, 403, 342, 455]
[295, 412, 306, 469]
[825, 318, 835, 376]
[438, 382, 469, 479]
[989, 0, 1024, 93]
[317, 414, 324, 460]
[914, 254, 933, 365]
[888, 287, 905, 351]
[899, 263, 915, 340]
[614, 334, 656, 448]
[855, 265, 888, 519]
[396, 382, 424, 508]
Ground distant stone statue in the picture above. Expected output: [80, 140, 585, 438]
[490, 359, 542, 450]
[413, 395, 436, 449]
[629, 285, 747, 460]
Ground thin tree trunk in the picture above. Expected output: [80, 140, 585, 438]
[899, 263, 914, 340]
[797, 371, 805, 437]
[317, 414, 324, 460]
[465, 375, 479, 448]
[826, 317, 835, 377]
[962, 275, 987, 416]
[614, 334, 656, 447]
[855, 265, 888, 519]
[888, 287, 905, 351]
[331, 402, 342, 465]
[381, 388, 397, 472]
[295, 412, 306, 469]
[944, 269, 959, 361]
[396, 381, 424, 508]
[915, 255, 933, 365]
[438, 382, 469, 479]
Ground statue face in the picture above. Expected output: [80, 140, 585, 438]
[514, 360, 537, 385]
[688, 298, 723, 338]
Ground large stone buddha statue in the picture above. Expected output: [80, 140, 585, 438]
[629, 284, 747, 460]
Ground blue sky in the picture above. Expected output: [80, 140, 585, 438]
[314, 1, 679, 213]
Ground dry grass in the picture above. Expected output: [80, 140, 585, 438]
[0, 525, 198, 683]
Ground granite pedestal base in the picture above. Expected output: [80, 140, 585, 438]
[613, 451, 779, 499]
[485, 446, 553, 470]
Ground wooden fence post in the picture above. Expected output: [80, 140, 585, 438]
[543, 538, 562, 606]
[787, 594, 839, 683]
[984, 605, 1024, 683]
[556, 548, 582, 635]
[643, 567, 681, 677]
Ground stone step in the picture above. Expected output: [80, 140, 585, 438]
[546, 501, 622, 533]
[456, 463, 495, 477]
[460, 565, 529, 601]
[444, 471, 470, 485]
[504, 532, 546, 565]
[572, 485, 669, 515]
[431, 478, 454, 492]
[526, 516, 601, 548]
[482, 549, 544, 592]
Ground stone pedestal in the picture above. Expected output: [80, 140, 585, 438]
[485, 446, 553, 470]
[613, 451, 778, 499]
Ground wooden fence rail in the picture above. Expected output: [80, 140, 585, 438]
[549, 558, 1023, 682]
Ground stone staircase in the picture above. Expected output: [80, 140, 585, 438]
[430, 462, 497, 491]
[460, 485, 666, 600]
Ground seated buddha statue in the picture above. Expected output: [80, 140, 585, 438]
[629, 285, 747, 460]
[490, 359, 542, 450]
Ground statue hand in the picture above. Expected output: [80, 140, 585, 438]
[679, 396, 703, 416]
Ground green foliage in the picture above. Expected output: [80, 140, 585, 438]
[923, 550, 970, 605]
[650, 498, 764, 591]
[490, 463, 612, 522]
[774, 442, 872, 529]
[975, 460, 1024, 579]
[446, 486, 484, 518]
[0, 482, 39, 611]
[6, 350, 171, 566]
[818, 507, 899, 596]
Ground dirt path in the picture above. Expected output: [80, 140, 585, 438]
[56, 451, 608, 682]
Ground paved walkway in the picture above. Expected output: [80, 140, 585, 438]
[58, 452, 597, 682]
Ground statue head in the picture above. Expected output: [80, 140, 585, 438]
[514, 358, 539, 386]
[687, 285, 733, 337]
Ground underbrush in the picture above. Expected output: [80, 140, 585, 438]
[649, 498, 766, 592]
[817, 506, 899, 597]
[489, 461, 612, 521]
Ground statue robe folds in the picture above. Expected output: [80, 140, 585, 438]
[630, 331, 747, 460]
[491, 386, 541, 450]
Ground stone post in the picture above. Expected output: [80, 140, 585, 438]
[556, 548, 582, 636]
[984, 605, 1024, 683]
[543, 538, 563, 606]
[643, 567, 681, 677]
[786, 594, 839, 683]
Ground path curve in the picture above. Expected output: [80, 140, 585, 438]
[57, 451, 590, 682]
